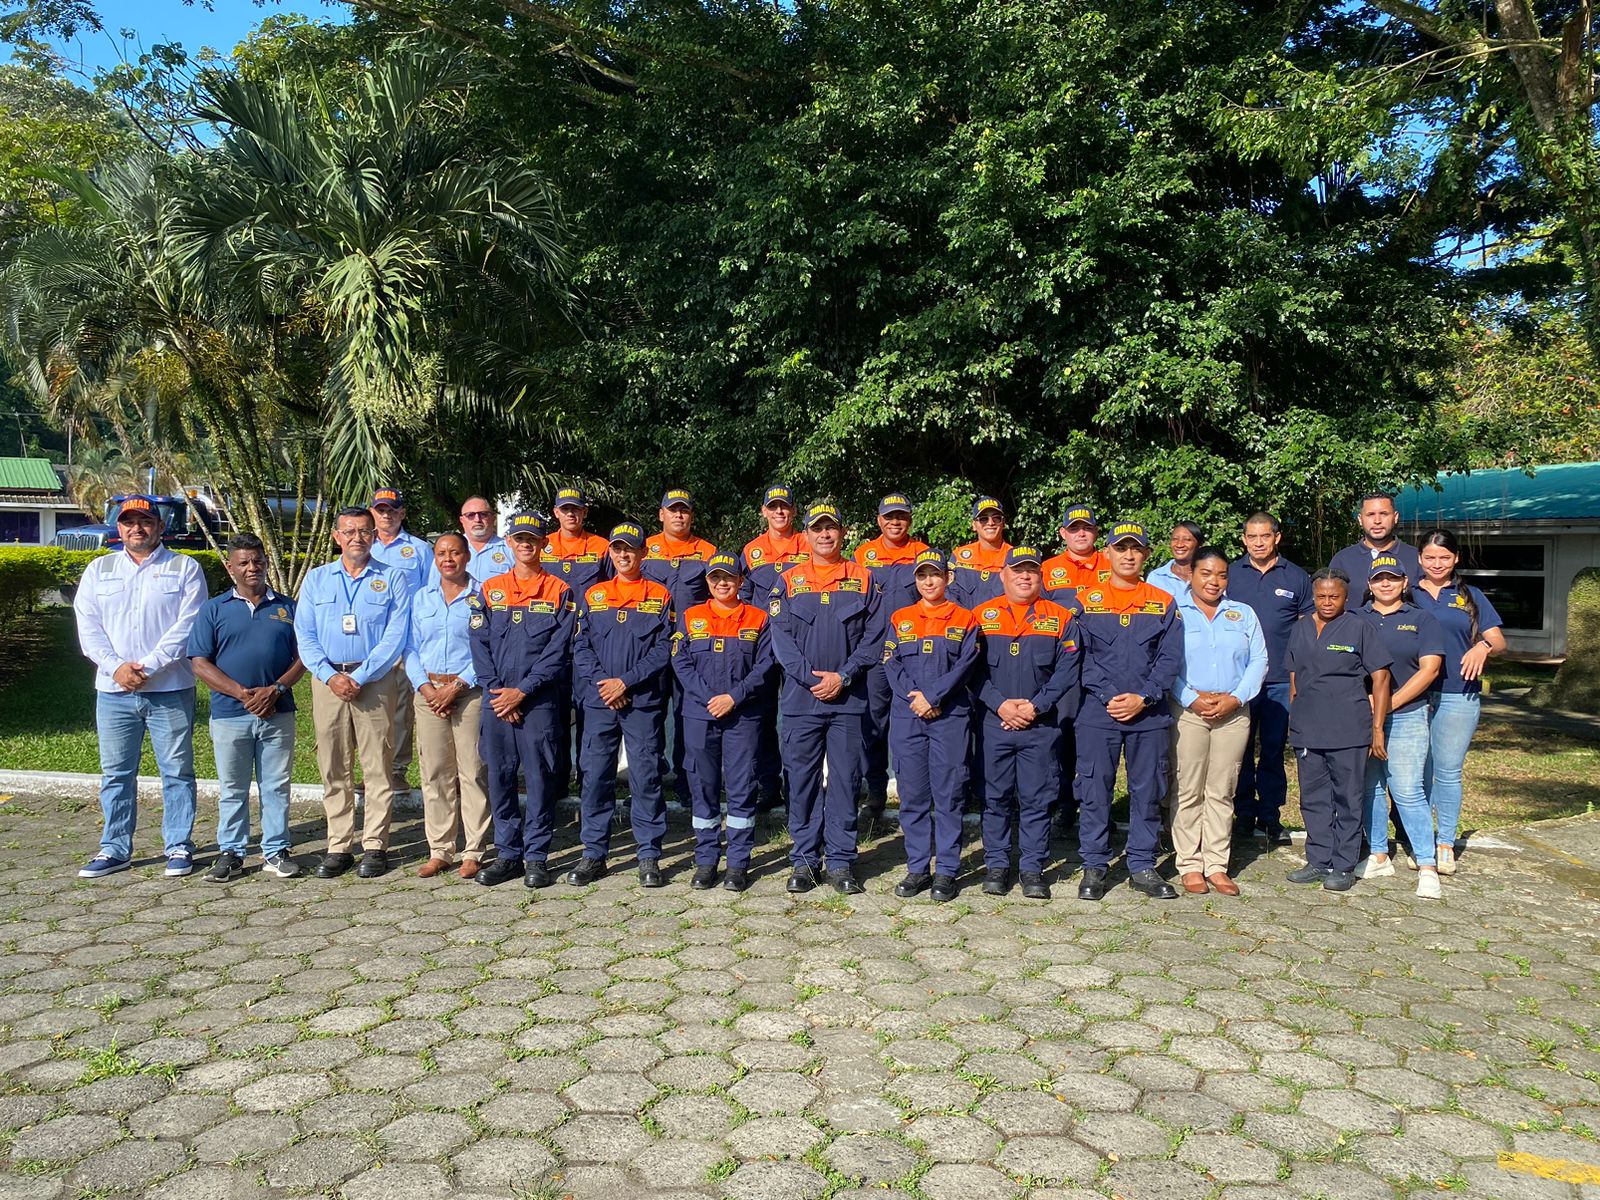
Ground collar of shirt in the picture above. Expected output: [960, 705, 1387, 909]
[749, 530, 808, 559]
[545, 531, 606, 559]
[652, 534, 710, 560]
[1178, 593, 1244, 622]
[494, 570, 566, 606]
[1079, 581, 1167, 614]
[857, 537, 928, 565]
[421, 578, 474, 605]
[599, 576, 656, 608]
[799, 559, 853, 589]
[689, 600, 758, 635]
[955, 542, 1009, 569]
[116, 544, 173, 574]
[228, 587, 282, 612]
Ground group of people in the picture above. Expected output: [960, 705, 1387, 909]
[71, 486, 1504, 902]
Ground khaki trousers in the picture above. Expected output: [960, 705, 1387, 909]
[1171, 701, 1251, 876]
[413, 688, 493, 862]
[312, 671, 400, 853]
[390, 662, 415, 794]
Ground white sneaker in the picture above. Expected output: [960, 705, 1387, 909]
[1355, 855, 1395, 879]
[1437, 844, 1457, 875]
[1416, 871, 1442, 899]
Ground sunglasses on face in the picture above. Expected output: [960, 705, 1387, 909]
[461, 511, 492, 520]
[975, 514, 1004, 524]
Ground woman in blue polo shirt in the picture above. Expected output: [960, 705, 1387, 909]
[1354, 556, 1445, 897]
[1284, 568, 1392, 892]
[1413, 529, 1505, 876]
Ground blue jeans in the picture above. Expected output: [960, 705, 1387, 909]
[1426, 692, 1480, 846]
[1363, 707, 1434, 866]
[95, 688, 197, 859]
[211, 712, 296, 858]
[1234, 682, 1290, 831]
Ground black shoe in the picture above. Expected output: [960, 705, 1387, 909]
[1268, 826, 1293, 848]
[691, 864, 718, 890]
[1233, 819, 1256, 842]
[477, 857, 524, 886]
[1129, 869, 1176, 899]
[565, 857, 606, 886]
[828, 869, 864, 896]
[981, 869, 1011, 896]
[860, 794, 887, 822]
[723, 868, 750, 892]
[757, 788, 784, 814]
[1078, 866, 1108, 901]
[206, 852, 244, 883]
[316, 852, 355, 879]
[787, 867, 818, 894]
[523, 861, 553, 889]
[1020, 872, 1051, 900]
[1287, 863, 1332, 884]
[1323, 870, 1357, 892]
[356, 849, 388, 878]
[638, 860, 665, 888]
[929, 874, 958, 902]
[894, 872, 930, 898]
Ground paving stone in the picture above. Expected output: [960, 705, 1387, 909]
[65, 1075, 170, 1113]
[63, 1139, 188, 1192]
[730, 1072, 820, 1115]
[1297, 1087, 1401, 1134]
[1177, 1131, 1280, 1183]
[476, 1092, 569, 1134]
[908, 1114, 1000, 1161]
[232, 1071, 332, 1112]
[918, 1162, 1015, 1200]
[450, 1137, 559, 1188]
[1241, 1112, 1343, 1156]
[995, 1134, 1103, 1184]
[340, 1163, 452, 1200]
[1072, 1111, 1173, 1158]
[824, 1132, 921, 1183]
[1050, 1071, 1142, 1112]
[1102, 1160, 1213, 1199]
[631, 1140, 730, 1189]
[564, 1072, 659, 1113]
[143, 1166, 266, 1200]
[820, 1095, 901, 1131]
[650, 1093, 738, 1138]
[720, 1161, 828, 1200]
[377, 1111, 477, 1159]
[728, 1115, 826, 1159]
[9, 1115, 122, 1163]
[299, 1092, 396, 1132]
[263, 1134, 374, 1189]
[553, 1113, 652, 1162]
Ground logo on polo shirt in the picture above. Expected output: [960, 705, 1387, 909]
[370, 578, 387, 593]
[400, 545, 415, 558]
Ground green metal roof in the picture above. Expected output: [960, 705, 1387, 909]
[1399, 461, 1600, 524]
[0, 457, 63, 493]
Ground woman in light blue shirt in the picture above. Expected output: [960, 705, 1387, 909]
[1147, 521, 1203, 599]
[405, 533, 493, 879]
[1169, 546, 1267, 895]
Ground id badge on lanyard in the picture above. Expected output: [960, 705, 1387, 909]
[342, 613, 358, 635]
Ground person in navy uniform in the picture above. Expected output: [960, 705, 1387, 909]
[1284, 567, 1393, 892]
[884, 548, 980, 901]
[948, 495, 1013, 609]
[545, 486, 613, 806]
[740, 485, 808, 813]
[673, 554, 775, 892]
[769, 502, 887, 895]
[468, 511, 577, 888]
[568, 523, 675, 887]
[1226, 511, 1313, 846]
[972, 546, 1082, 900]
[1073, 522, 1184, 901]
[1354, 555, 1445, 898]
[1329, 491, 1422, 586]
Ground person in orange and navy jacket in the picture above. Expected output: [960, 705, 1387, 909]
[673, 554, 774, 893]
[544, 486, 613, 806]
[884, 548, 980, 903]
[568, 523, 675, 889]
[973, 546, 1082, 901]
[1041, 503, 1108, 839]
[1073, 521, 1185, 902]
[948, 495, 1013, 609]
[467, 511, 576, 890]
[768, 502, 887, 896]
[644, 488, 719, 809]
[739, 485, 809, 812]
[853, 493, 930, 821]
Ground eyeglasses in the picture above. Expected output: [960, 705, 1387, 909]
[975, 514, 1004, 524]
[338, 528, 376, 540]
[461, 510, 492, 521]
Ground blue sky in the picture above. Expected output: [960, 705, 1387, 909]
[59, 0, 343, 73]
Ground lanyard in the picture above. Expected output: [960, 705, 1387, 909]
[337, 567, 366, 615]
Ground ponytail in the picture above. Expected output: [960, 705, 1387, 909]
[1419, 528, 1479, 642]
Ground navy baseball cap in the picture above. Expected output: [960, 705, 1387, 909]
[659, 488, 694, 510]
[608, 522, 645, 549]
[972, 496, 1004, 519]
[706, 553, 741, 577]
[878, 493, 913, 516]
[1106, 521, 1151, 548]
[506, 511, 549, 538]
[553, 487, 587, 510]
[114, 495, 159, 520]
[370, 486, 403, 508]
[1061, 504, 1098, 529]
[1369, 554, 1406, 579]
[1005, 545, 1044, 568]
[762, 485, 793, 508]
[913, 548, 946, 572]
[804, 502, 843, 527]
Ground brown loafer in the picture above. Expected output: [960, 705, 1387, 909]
[1181, 872, 1208, 894]
[458, 860, 480, 880]
[418, 858, 451, 878]
[1206, 872, 1241, 896]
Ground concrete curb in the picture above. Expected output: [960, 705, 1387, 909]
[0, 769, 416, 811]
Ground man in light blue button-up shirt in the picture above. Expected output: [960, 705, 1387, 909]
[294, 506, 412, 880]
[72, 495, 208, 880]
[458, 493, 511, 583]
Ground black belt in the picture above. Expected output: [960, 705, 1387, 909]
[331, 662, 363, 672]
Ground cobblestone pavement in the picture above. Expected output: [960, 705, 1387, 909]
[3, 793, 1600, 1200]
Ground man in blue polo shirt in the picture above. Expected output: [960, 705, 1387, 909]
[189, 532, 307, 881]
[1226, 511, 1313, 845]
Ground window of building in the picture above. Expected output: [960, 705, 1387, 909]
[0, 511, 41, 543]
[1456, 539, 1547, 632]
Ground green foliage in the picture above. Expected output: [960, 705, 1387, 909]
[1538, 569, 1600, 714]
[0, 546, 226, 623]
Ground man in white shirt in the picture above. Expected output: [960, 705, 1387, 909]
[72, 495, 209, 879]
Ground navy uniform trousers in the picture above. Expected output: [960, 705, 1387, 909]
[684, 712, 762, 868]
[782, 711, 864, 872]
[892, 708, 968, 876]
[981, 720, 1060, 874]
[577, 703, 667, 864]
[481, 696, 561, 865]
[1295, 744, 1367, 874]
[1077, 725, 1168, 875]
[862, 669, 895, 805]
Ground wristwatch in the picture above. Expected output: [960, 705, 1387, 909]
[838, 672, 854, 690]
[273, 683, 289, 698]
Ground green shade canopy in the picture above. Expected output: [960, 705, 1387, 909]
[1400, 462, 1600, 524]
